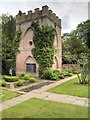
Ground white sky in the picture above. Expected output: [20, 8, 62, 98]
[0, 0, 89, 34]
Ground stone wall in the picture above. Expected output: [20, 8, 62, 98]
[62, 64, 80, 70]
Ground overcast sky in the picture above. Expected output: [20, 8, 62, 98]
[0, 0, 89, 34]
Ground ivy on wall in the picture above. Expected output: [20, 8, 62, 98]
[31, 21, 55, 77]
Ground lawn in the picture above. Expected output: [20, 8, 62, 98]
[2, 98, 88, 118]
[0, 89, 21, 102]
[48, 77, 89, 98]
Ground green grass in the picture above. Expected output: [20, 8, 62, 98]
[0, 89, 21, 102]
[48, 77, 89, 98]
[2, 98, 88, 118]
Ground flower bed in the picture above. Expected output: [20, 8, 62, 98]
[20, 81, 53, 92]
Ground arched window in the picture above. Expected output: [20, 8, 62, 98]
[25, 56, 36, 73]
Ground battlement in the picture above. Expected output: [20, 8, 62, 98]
[16, 5, 61, 27]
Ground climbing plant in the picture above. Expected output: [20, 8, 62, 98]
[31, 21, 55, 77]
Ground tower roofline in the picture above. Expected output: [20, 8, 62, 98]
[16, 5, 61, 27]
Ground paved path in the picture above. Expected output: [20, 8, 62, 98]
[0, 75, 89, 111]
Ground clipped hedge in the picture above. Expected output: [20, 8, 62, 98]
[29, 77, 36, 83]
[23, 74, 30, 80]
[3, 76, 19, 82]
[21, 72, 26, 77]
[17, 80, 24, 86]
[0, 81, 7, 87]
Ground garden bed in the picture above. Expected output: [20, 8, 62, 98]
[20, 81, 53, 92]
[14, 80, 39, 88]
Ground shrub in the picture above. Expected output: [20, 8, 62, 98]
[53, 69, 60, 77]
[29, 77, 36, 83]
[68, 73, 73, 76]
[21, 72, 26, 77]
[63, 70, 69, 76]
[67, 70, 73, 73]
[59, 74, 64, 79]
[51, 73, 59, 80]
[44, 69, 53, 79]
[72, 70, 79, 74]
[1, 81, 7, 87]
[17, 80, 24, 86]
[23, 74, 30, 80]
[3, 76, 19, 82]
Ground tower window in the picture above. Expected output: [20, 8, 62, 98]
[29, 41, 32, 46]
[26, 63, 36, 73]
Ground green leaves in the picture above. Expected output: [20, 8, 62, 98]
[2, 14, 21, 75]
[31, 21, 55, 77]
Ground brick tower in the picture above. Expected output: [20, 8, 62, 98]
[16, 5, 62, 76]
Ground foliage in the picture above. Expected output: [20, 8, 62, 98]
[44, 69, 53, 79]
[2, 14, 21, 75]
[3, 75, 19, 82]
[23, 74, 30, 80]
[62, 70, 72, 76]
[80, 63, 90, 84]
[0, 81, 7, 87]
[20, 72, 26, 77]
[62, 30, 86, 64]
[76, 20, 90, 49]
[53, 69, 61, 76]
[31, 21, 55, 77]
[51, 73, 59, 80]
[59, 74, 64, 79]
[44, 69, 74, 80]
[17, 80, 24, 86]
[62, 20, 90, 84]
[29, 77, 36, 83]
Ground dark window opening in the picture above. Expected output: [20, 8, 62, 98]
[29, 41, 32, 46]
[26, 63, 36, 73]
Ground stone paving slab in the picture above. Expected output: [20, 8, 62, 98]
[1, 103, 10, 110]
[76, 97, 88, 102]
[34, 92, 87, 106]
[73, 100, 86, 106]
[85, 103, 90, 107]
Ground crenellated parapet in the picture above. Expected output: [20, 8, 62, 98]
[16, 5, 61, 27]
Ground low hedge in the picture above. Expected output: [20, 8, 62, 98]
[17, 80, 24, 86]
[0, 81, 7, 87]
[21, 72, 26, 77]
[3, 76, 19, 82]
[29, 77, 36, 83]
[23, 74, 30, 80]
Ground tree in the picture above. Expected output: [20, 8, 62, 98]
[62, 30, 86, 65]
[31, 21, 55, 77]
[62, 20, 90, 84]
[75, 20, 90, 84]
[2, 14, 21, 75]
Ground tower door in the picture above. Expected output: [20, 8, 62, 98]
[26, 63, 36, 73]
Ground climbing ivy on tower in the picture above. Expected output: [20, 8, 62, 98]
[31, 21, 55, 77]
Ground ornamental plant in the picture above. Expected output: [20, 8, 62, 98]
[31, 21, 55, 77]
